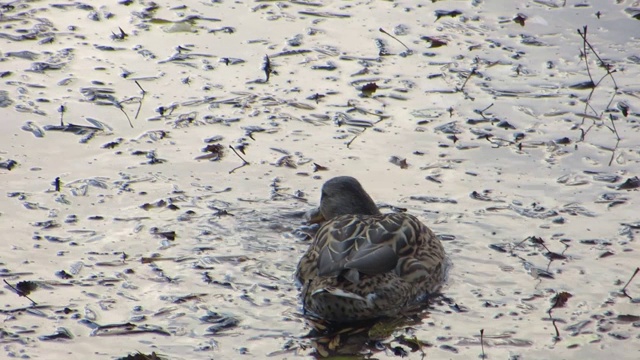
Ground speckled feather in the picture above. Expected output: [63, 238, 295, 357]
[295, 177, 446, 323]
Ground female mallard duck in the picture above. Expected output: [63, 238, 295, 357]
[295, 176, 447, 323]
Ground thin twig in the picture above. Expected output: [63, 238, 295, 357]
[577, 26, 618, 89]
[608, 114, 621, 140]
[547, 292, 572, 340]
[3, 279, 37, 306]
[134, 80, 146, 95]
[346, 128, 366, 148]
[607, 139, 620, 166]
[575, 25, 620, 150]
[603, 115, 621, 166]
[379, 28, 410, 51]
[118, 105, 134, 128]
[134, 98, 143, 120]
[579, 26, 593, 85]
[134, 80, 146, 120]
[262, 55, 272, 82]
[621, 267, 639, 298]
[458, 67, 477, 92]
[58, 105, 65, 126]
[228, 145, 250, 174]
[479, 103, 494, 116]
[511, 237, 529, 252]
[480, 329, 486, 359]
[229, 145, 249, 164]
[560, 240, 570, 256]
[577, 26, 617, 119]
[547, 307, 560, 339]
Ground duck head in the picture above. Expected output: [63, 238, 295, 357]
[310, 176, 380, 223]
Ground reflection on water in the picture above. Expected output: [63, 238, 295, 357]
[289, 304, 437, 358]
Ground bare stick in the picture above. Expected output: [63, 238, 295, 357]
[480, 329, 486, 359]
[579, 26, 593, 85]
[379, 28, 410, 51]
[602, 115, 621, 166]
[622, 267, 640, 293]
[547, 292, 572, 340]
[458, 67, 477, 92]
[229, 145, 249, 164]
[134, 97, 143, 120]
[54, 177, 61, 192]
[576, 26, 618, 122]
[134, 80, 146, 120]
[134, 80, 146, 95]
[58, 105, 65, 126]
[608, 114, 621, 141]
[228, 145, 250, 174]
[346, 128, 366, 148]
[480, 103, 494, 114]
[262, 55, 272, 83]
[511, 237, 530, 252]
[118, 105, 134, 128]
[607, 139, 620, 167]
[547, 306, 560, 339]
[575, 25, 619, 148]
[3, 279, 37, 306]
[577, 26, 618, 89]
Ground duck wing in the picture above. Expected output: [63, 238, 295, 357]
[317, 235, 359, 277]
[344, 241, 397, 276]
[316, 215, 404, 283]
[317, 236, 397, 284]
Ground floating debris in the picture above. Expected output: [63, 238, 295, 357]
[0, 159, 18, 170]
[409, 195, 457, 204]
[196, 143, 224, 161]
[202, 311, 240, 334]
[434, 9, 462, 21]
[389, 156, 409, 169]
[617, 176, 640, 190]
[39, 327, 73, 341]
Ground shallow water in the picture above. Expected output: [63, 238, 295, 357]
[1, 0, 639, 359]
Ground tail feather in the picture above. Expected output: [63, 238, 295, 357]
[311, 287, 368, 302]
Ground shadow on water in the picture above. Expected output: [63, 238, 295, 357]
[301, 315, 429, 358]
[289, 296, 454, 359]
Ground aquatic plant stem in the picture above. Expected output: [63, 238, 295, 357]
[379, 28, 410, 51]
[621, 267, 639, 299]
[228, 145, 250, 174]
[134, 80, 146, 120]
[346, 128, 366, 149]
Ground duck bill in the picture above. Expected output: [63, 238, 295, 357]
[306, 208, 325, 224]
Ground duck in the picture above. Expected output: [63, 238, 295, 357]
[295, 176, 447, 323]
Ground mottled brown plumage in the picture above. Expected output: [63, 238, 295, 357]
[295, 176, 447, 323]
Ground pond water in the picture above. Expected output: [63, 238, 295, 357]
[1, 0, 639, 359]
